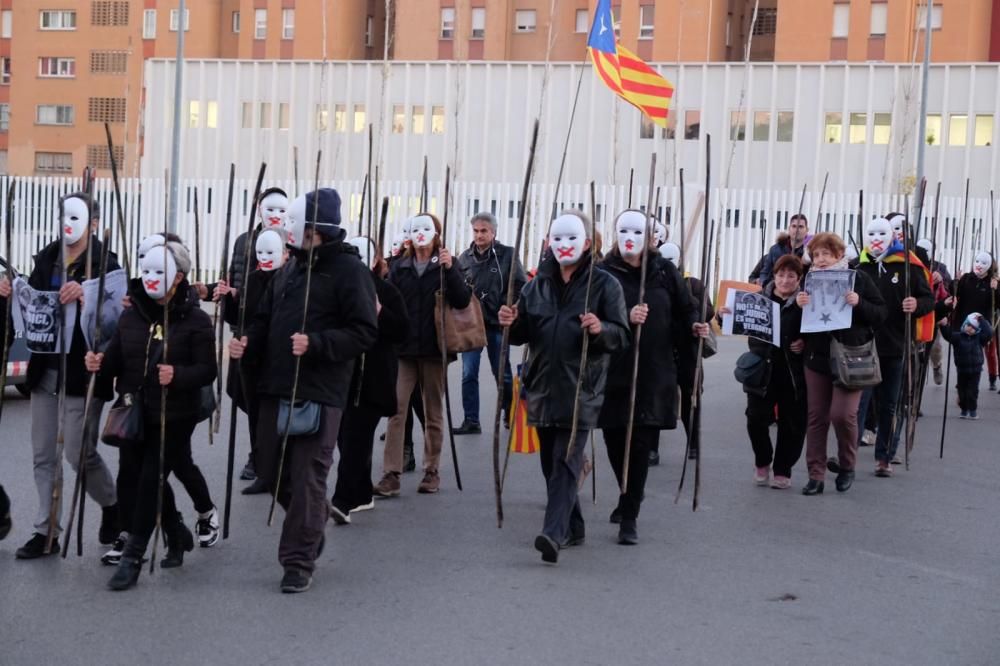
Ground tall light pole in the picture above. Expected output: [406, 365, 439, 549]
[915, 0, 933, 196]
[167, 0, 186, 233]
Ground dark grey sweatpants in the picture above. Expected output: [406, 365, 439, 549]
[537, 427, 588, 546]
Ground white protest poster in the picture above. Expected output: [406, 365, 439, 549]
[800, 270, 856, 333]
[722, 289, 781, 346]
[81, 268, 127, 352]
[10, 277, 78, 354]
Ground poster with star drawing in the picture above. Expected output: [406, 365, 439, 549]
[800, 269, 856, 333]
[81, 269, 127, 352]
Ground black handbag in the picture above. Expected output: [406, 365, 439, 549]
[734, 351, 771, 397]
[101, 323, 158, 448]
[277, 399, 322, 437]
[196, 385, 216, 423]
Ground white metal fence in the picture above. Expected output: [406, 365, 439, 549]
[0, 176, 992, 288]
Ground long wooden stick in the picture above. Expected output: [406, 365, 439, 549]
[904, 179, 926, 469]
[213, 164, 236, 436]
[815, 172, 830, 232]
[678, 169, 686, 273]
[191, 186, 212, 447]
[419, 157, 428, 212]
[104, 123, 132, 276]
[940, 178, 970, 459]
[0, 179, 15, 427]
[438, 165, 462, 491]
[150, 243, 171, 573]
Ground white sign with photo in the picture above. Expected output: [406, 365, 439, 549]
[10, 277, 78, 354]
[722, 289, 781, 346]
[800, 270, 856, 333]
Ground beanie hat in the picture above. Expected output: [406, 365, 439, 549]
[963, 313, 982, 332]
[304, 188, 345, 241]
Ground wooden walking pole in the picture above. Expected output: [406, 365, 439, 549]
[940, 178, 970, 459]
[0, 179, 15, 427]
[104, 123, 133, 276]
[212, 164, 236, 436]
[903, 179, 926, 469]
[150, 244, 171, 573]
[437, 165, 462, 491]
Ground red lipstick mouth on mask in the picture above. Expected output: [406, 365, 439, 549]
[557, 247, 575, 258]
[145, 280, 160, 290]
[624, 240, 635, 251]
[259, 260, 273, 269]
[268, 217, 281, 226]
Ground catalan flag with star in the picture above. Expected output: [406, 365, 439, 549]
[588, 0, 674, 128]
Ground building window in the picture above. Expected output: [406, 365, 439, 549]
[189, 101, 200, 128]
[752, 7, 777, 35]
[254, 9, 266, 40]
[824, 112, 843, 143]
[639, 5, 655, 39]
[0, 57, 9, 85]
[730, 110, 746, 141]
[662, 114, 677, 140]
[684, 110, 701, 140]
[0, 104, 8, 132]
[278, 103, 290, 130]
[849, 112, 867, 144]
[471, 8, 486, 39]
[873, 113, 891, 145]
[514, 10, 536, 33]
[1, 10, 11, 38]
[39, 57, 76, 78]
[575, 9, 589, 33]
[37, 104, 75, 126]
[392, 105, 405, 133]
[412, 106, 425, 134]
[870, 2, 887, 36]
[639, 115, 655, 139]
[232, 11, 240, 34]
[169, 9, 190, 32]
[242, 102, 254, 129]
[440, 8, 455, 39]
[974, 115, 994, 146]
[259, 102, 272, 130]
[365, 16, 374, 46]
[832, 4, 850, 39]
[315, 104, 328, 131]
[88, 97, 127, 123]
[36, 152, 73, 173]
[925, 114, 942, 145]
[431, 106, 445, 134]
[206, 101, 218, 129]
[354, 105, 366, 133]
[776, 111, 794, 142]
[915, 4, 943, 30]
[143, 9, 156, 38]
[91, 1, 130, 27]
[87, 144, 124, 170]
[282, 9, 294, 40]
[948, 114, 968, 146]
[90, 50, 128, 75]
[40, 10, 76, 30]
[612, 6, 622, 37]
[752, 111, 770, 141]
[334, 104, 347, 132]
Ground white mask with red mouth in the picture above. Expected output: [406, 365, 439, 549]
[653, 221, 667, 247]
[137, 234, 166, 261]
[659, 242, 680, 266]
[390, 232, 406, 257]
[258, 192, 290, 229]
[348, 236, 377, 268]
[255, 229, 285, 272]
[140, 246, 178, 300]
[283, 195, 308, 249]
[889, 215, 906, 242]
[615, 211, 647, 259]
[865, 218, 894, 258]
[549, 214, 588, 266]
[409, 215, 436, 248]
[973, 251, 992, 278]
[61, 196, 89, 246]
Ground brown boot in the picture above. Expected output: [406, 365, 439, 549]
[372, 472, 401, 498]
[417, 470, 440, 494]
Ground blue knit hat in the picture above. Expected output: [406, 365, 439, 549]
[304, 188, 344, 240]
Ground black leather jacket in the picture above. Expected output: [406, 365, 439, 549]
[458, 241, 527, 328]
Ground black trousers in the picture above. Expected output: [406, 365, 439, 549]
[657, 362, 700, 454]
[537, 427, 586, 545]
[403, 385, 425, 450]
[746, 380, 806, 478]
[956, 371, 981, 412]
[602, 426, 656, 521]
[333, 402, 382, 511]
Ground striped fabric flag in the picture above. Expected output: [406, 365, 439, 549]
[508, 375, 539, 454]
[587, 0, 674, 128]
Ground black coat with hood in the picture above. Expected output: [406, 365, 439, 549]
[856, 246, 935, 359]
[509, 252, 631, 429]
[100, 280, 216, 422]
[747, 281, 806, 396]
[458, 240, 527, 328]
[388, 250, 472, 359]
[802, 268, 887, 375]
[347, 273, 411, 416]
[598, 250, 697, 429]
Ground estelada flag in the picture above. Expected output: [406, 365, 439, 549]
[508, 374, 539, 454]
[587, 0, 674, 128]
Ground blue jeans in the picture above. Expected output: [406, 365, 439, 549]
[857, 356, 904, 464]
[461, 326, 513, 425]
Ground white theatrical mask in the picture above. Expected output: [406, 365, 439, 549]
[259, 192, 290, 229]
[845, 245, 859, 262]
[284, 195, 308, 249]
[917, 239, 933, 256]
[255, 229, 285, 272]
[615, 211, 647, 258]
[140, 246, 178, 300]
[61, 196, 89, 245]
[653, 222, 667, 247]
[348, 236, 377, 268]
[137, 233, 166, 261]
[400, 219, 414, 248]
[865, 217, 894, 258]
[659, 242, 680, 266]
[889, 215, 906, 241]
[409, 215, 436, 248]
[548, 214, 587, 266]
[973, 251, 992, 278]
[390, 232, 406, 257]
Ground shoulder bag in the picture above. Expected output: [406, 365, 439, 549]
[435, 291, 488, 355]
[102, 323, 158, 448]
[829, 333, 881, 390]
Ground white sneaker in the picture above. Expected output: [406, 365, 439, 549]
[350, 500, 375, 514]
[754, 466, 770, 486]
[196, 508, 220, 548]
[329, 502, 351, 526]
[101, 531, 129, 566]
[861, 429, 876, 445]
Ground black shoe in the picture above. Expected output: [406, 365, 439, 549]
[826, 457, 841, 474]
[102, 532, 129, 566]
[453, 419, 482, 435]
[502, 411, 510, 429]
[0, 486, 10, 541]
[99, 504, 119, 546]
[242, 477, 269, 495]
[990, 379, 997, 391]
[281, 567, 313, 593]
[687, 447, 698, 461]
[161, 519, 195, 569]
[648, 450, 660, 466]
[329, 501, 351, 526]
[239, 460, 257, 482]
[801, 480, 825, 496]
[534, 534, 559, 564]
[609, 507, 623, 524]
[562, 532, 585, 548]
[107, 557, 142, 591]
[15, 533, 60, 559]
[403, 449, 416, 473]
[835, 469, 855, 493]
[618, 519, 638, 545]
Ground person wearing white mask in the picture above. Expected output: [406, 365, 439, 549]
[950, 250, 1000, 390]
[0, 193, 123, 560]
[499, 210, 630, 564]
[86, 240, 218, 590]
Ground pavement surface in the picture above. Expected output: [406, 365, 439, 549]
[1, 338, 998, 665]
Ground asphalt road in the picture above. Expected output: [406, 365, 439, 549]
[1, 338, 998, 665]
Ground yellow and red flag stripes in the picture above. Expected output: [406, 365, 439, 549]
[508, 375, 539, 455]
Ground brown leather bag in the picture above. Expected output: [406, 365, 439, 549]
[435, 291, 487, 355]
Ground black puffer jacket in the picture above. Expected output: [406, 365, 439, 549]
[245, 236, 378, 407]
[953, 272, 1000, 324]
[857, 250, 934, 359]
[802, 268, 887, 375]
[748, 282, 806, 397]
[223, 268, 276, 404]
[940, 318, 994, 374]
[100, 281, 216, 422]
[26, 236, 120, 398]
[509, 253, 630, 429]
[598, 251, 697, 429]
[458, 241, 527, 328]
[388, 251, 471, 359]
[677, 276, 716, 385]
[347, 274, 411, 416]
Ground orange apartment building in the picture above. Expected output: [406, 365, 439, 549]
[2, 0, 998, 177]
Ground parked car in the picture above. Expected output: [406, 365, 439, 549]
[1, 257, 29, 397]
